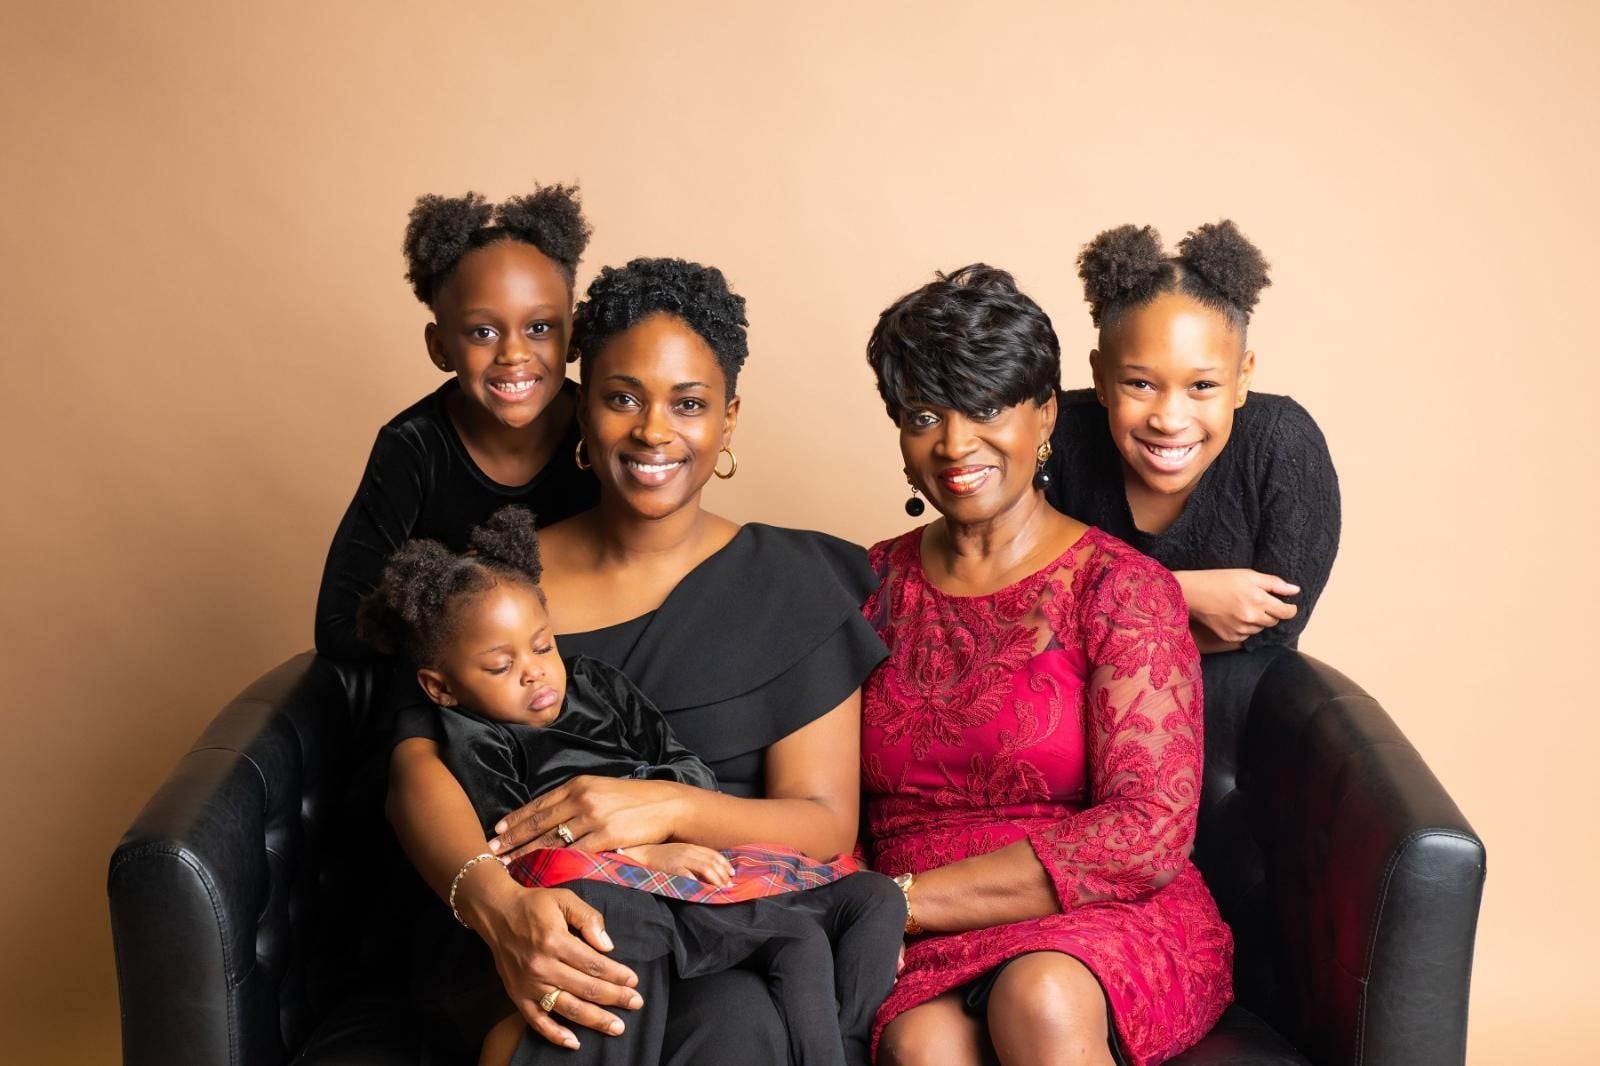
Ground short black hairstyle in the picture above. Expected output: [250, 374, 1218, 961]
[569, 257, 749, 400]
[402, 184, 592, 307]
[865, 264, 1061, 424]
[1077, 220, 1271, 341]
[357, 506, 544, 666]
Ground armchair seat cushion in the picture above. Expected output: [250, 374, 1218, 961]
[1169, 1005, 1311, 1065]
[288, 994, 432, 1066]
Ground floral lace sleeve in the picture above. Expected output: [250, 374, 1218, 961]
[1022, 553, 1203, 908]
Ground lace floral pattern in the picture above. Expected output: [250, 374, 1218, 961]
[862, 527, 1232, 1066]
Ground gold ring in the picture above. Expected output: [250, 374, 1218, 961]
[539, 987, 562, 1013]
[556, 822, 576, 846]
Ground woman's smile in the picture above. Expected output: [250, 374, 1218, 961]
[620, 452, 689, 487]
[937, 465, 996, 496]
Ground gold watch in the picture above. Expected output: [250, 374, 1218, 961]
[893, 872, 924, 935]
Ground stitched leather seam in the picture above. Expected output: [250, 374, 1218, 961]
[1354, 828, 1480, 1064]
[108, 843, 247, 1063]
[187, 745, 270, 798]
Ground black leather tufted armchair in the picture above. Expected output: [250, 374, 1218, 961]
[109, 648, 1485, 1065]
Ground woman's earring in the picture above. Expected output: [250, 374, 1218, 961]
[575, 438, 592, 471]
[904, 478, 926, 517]
[1033, 441, 1054, 492]
[1236, 390, 1249, 409]
[713, 446, 738, 480]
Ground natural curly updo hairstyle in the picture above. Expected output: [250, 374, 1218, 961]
[402, 184, 593, 307]
[866, 264, 1061, 424]
[1077, 220, 1271, 344]
[357, 507, 544, 665]
[569, 257, 749, 400]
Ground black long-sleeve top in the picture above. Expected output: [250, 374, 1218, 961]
[314, 380, 599, 660]
[1044, 388, 1340, 650]
[437, 656, 720, 837]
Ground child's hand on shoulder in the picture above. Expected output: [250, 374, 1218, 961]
[621, 843, 734, 886]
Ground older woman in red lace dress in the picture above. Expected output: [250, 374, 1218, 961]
[860, 266, 1232, 1066]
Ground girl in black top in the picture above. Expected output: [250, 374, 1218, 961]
[360, 507, 903, 1066]
[1045, 221, 1340, 652]
[315, 185, 600, 659]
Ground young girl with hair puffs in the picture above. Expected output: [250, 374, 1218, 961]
[315, 184, 600, 659]
[1046, 221, 1341, 653]
[359, 506, 905, 1066]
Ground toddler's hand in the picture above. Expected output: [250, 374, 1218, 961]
[623, 843, 735, 887]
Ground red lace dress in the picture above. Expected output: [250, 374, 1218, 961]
[862, 527, 1232, 1065]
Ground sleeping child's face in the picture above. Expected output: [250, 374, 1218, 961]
[416, 580, 568, 727]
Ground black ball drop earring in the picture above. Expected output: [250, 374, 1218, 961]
[1032, 441, 1054, 492]
[904, 477, 926, 517]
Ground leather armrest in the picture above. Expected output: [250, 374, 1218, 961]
[1243, 652, 1486, 1065]
[107, 653, 352, 1066]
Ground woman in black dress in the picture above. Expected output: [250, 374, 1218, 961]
[387, 258, 890, 1063]
[1045, 221, 1340, 653]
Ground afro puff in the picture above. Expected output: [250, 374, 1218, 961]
[403, 184, 592, 307]
[1176, 221, 1272, 321]
[1077, 219, 1271, 338]
[866, 263, 1060, 424]
[357, 506, 544, 665]
[569, 257, 749, 400]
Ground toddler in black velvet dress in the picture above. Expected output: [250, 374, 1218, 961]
[358, 506, 904, 1066]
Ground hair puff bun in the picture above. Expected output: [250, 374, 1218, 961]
[468, 506, 543, 583]
[1175, 220, 1272, 320]
[1076, 225, 1169, 328]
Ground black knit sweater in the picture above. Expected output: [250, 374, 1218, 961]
[1044, 388, 1340, 650]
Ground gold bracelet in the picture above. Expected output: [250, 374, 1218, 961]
[893, 872, 924, 935]
[449, 853, 501, 929]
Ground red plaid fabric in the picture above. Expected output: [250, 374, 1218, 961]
[509, 843, 861, 903]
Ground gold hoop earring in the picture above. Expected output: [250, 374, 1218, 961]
[713, 446, 738, 480]
[575, 438, 591, 471]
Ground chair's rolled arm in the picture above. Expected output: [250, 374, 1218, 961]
[107, 653, 348, 1066]
[1243, 652, 1486, 1066]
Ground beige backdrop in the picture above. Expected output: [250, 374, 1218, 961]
[3, 1, 1595, 1061]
